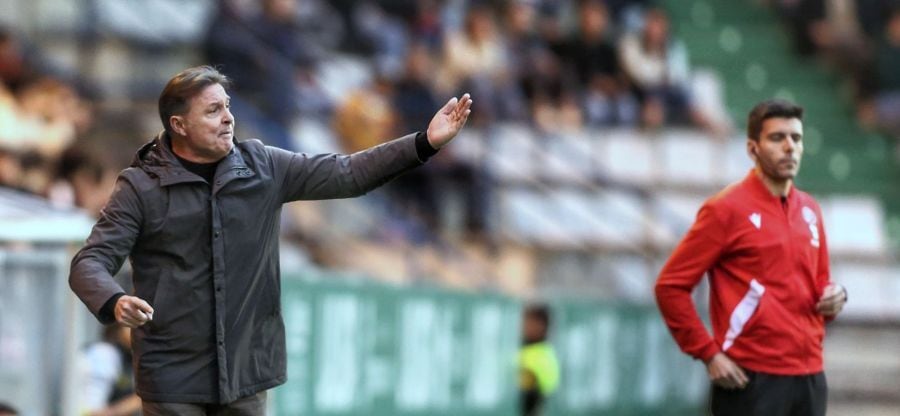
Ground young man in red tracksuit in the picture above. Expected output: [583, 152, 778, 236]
[655, 99, 848, 416]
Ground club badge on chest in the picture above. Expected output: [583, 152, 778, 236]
[802, 206, 820, 248]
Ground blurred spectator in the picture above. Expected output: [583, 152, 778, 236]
[861, 9, 900, 139]
[559, 0, 638, 126]
[0, 27, 37, 93]
[390, 43, 487, 237]
[333, 73, 396, 153]
[0, 55, 102, 199]
[501, 0, 542, 122]
[519, 304, 560, 416]
[18, 78, 91, 152]
[0, 402, 18, 416]
[605, 0, 653, 29]
[204, 0, 339, 150]
[521, 48, 583, 133]
[856, 0, 895, 40]
[437, 4, 522, 122]
[773, 0, 827, 57]
[409, 0, 444, 51]
[47, 145, 117, 216]
[619, 8, 724, 135]
[0, 76, 90, 158]
[353, 1, 410, 80]
[15, 150, 51, 196]
[77, 324, 140, 416]
[393, 43, 440, 135]
[0, 148, 19, 189]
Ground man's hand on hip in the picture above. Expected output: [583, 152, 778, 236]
[115, 295, 154, 328]
[706, 352, 749, 389]
[816, 283, 847, 317]
[426, 93, 473, 149]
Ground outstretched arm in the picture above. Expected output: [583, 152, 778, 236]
[274, 95, 473, 202]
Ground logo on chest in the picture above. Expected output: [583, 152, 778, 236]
[748, 213, 762, 229]
[802, 206, 820, 248]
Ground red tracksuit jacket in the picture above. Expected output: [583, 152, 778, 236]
[655, 170, 831, 375]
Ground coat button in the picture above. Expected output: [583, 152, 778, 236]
[214, 231, 220, 238]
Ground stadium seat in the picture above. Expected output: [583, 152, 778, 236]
[597, 129, 655, 186]
[822, 196, 888, 258]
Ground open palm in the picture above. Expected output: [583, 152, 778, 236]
[426, 93, 473, 149]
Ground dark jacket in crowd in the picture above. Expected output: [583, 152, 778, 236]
[70, 131, 425, 403]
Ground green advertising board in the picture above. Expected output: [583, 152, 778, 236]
[273, 273, 522, 415]
[272, 273, 707, 415]
[545, 300, 708, 416]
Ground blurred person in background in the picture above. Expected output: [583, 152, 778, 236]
[48, 146, 118, 217]
[558, 0, 638, 127]
[655, 99, 847, 416]
[69, 65, 471, 414]
[859, 9, 900, 141]
[501, 0, 543, 122]
[389, 43, 490, 238]
[0, 403, 18, 416]
[619, 8, 725, 136]
[437, 4, 520, 123]
[204, 0, 339, 150]
[78, 324, 140, 416]
[0, 27, 38, 93]
[333, 71, 397, 154]
[519, 304, 559, 416]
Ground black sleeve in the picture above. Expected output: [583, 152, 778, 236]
[414, 131, 439, 162]
[98, 292, 126, 324]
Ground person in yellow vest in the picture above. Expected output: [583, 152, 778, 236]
[519, 304, 560, 416]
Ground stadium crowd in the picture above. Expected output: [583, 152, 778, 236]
[0, 0, 729, 231]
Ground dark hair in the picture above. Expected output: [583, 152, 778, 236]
[0, 402, 18, 415]
[158, 65, 231, 134]
[525, 304, 551, 328]
[747, 99, 804, 141]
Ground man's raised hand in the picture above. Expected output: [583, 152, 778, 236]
[426, 93, 473, 149]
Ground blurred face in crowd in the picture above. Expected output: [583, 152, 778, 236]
[169, 83, 234, 163]
[406, 43, 433, 82]
[749, 117, 804, 183]
[507, 2, 536, 35]
[263, 0, 297, 22]
[888, 12, 900, 45]
[644, 10, 670, 47]
[466, 8, 496, 41]
[523, 313, 547, 344]
[579, 1, 609, 39]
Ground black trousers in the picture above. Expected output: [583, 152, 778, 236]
[710, 371, 827, 416]
[142, 392, 266, 416]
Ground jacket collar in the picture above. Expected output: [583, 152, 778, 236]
[132, 131, 256, 189]
[743, 169, 796, 205]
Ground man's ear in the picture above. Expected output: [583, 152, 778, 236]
[170, 115, 187, 137]
[747, 139, 758, 161]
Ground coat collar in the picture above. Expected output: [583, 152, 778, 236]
[132, 131, 256, 190]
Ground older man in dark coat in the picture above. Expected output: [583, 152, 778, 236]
[69, 65, 472, 415]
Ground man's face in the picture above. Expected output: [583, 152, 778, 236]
[750, 117, 803, 182]
[171, 83, 234, 161]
